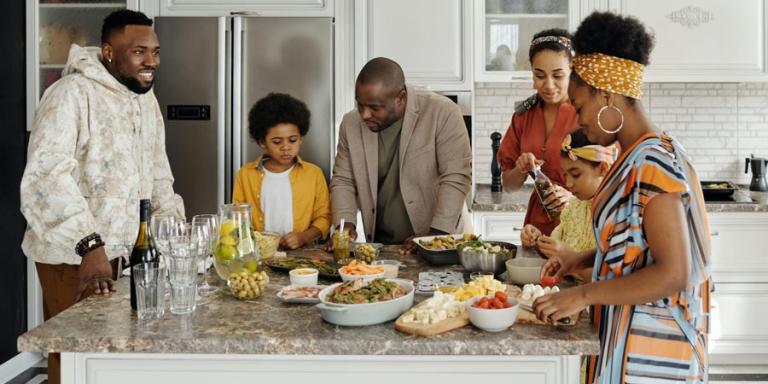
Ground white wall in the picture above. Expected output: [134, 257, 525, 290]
[473, 82, 768, 186]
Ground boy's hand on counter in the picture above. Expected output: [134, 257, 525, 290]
[76, 246, 116, 301]
[280, 232, 305, 250]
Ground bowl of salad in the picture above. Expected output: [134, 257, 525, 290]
[458, 240, 516, 275]
[315, 278, 414, 326]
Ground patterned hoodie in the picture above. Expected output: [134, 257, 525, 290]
[21, 44, 185, 265]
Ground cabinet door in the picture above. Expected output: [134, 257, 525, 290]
[616, 0, 766, 82]
[158, 0, 332, 16]
[356, 0, 471, 91]
[474, 211, 526, 243]
[474, 0, 580, 82]
[710, 283, 768, 357]
[708, 212, 768, 283]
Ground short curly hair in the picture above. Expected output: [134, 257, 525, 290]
[572, 11, 654, 66]
[101, 10, 153, 43]
[528, 28, 573, 63]
[248, 93, 311, 143]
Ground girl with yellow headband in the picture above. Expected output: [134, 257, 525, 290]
[521, 129, 616, 283]
[534, 12, 711, 384]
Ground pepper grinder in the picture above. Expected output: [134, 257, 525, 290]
[491, 132, 502, 192]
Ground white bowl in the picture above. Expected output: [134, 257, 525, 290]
[505, 257, 546, 285]
[289, 268, 319, 286]
[338, 267, 385, 282]
[466, 295, 519, 332]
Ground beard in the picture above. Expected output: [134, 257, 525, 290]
[119, 74, 153, 95]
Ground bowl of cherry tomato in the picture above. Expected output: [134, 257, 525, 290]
[466, 291, 519, 332]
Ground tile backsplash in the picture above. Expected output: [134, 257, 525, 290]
[473, 82, 768, 186]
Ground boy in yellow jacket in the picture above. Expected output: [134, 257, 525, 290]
[233, 93, 331, 249]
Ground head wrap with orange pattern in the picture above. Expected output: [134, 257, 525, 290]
[561, 134, 619, 165]
[571, 53, 645, 99]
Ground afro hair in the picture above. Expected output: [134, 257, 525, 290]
[248, 93, 311, 143]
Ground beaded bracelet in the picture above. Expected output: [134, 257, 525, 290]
[75, 232, 105, 257]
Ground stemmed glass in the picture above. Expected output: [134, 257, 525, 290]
[192, 214, 219, 296]
[151, 215, 185, 269]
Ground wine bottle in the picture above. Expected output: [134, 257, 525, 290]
[129, 199, 159, 310]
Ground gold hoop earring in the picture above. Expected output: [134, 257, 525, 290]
[597, 105, 624, 134]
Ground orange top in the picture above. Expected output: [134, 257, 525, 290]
[497, 99, 579, 235]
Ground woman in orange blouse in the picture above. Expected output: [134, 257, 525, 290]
[498, 29, 580, 236]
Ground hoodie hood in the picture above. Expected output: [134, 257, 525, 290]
[62, 44, 134, 96]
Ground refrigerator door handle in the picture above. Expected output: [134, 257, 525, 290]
[232, 16, 243, 181]
[217, 16, 227, 208]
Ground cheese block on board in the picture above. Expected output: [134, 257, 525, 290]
[395, 297, 470, 336]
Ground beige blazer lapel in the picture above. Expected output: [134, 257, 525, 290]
[399, 84, 420, 169]
[361, 123, 378, 205]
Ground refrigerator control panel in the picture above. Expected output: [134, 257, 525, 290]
[167, 105, 210, 121]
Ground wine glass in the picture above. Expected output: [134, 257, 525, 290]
[192, 214, 219, 295]
[151, 215, 184, 268]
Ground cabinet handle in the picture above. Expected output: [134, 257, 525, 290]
[513, 227, 524, 231]
[710, 231, 719, 237]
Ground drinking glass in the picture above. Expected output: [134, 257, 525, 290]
[133, 263, 165, 320]
[189, 221, 212, 304]
[168, 235, 198, 315]
[191, 214, 219, 295]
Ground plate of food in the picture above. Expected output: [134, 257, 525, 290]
[412, 233, 478, 265]
[276, 285, 327, 304]
[262, 256, 340, 279]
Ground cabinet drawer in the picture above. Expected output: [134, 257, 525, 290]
[474, 212, 525, 243]
[708, 213, 768, 283]
[710, 283, 768, 356]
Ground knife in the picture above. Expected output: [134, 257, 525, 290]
[519, 302, 571, 325]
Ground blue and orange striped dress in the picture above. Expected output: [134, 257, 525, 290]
[587, 133, 712, 383]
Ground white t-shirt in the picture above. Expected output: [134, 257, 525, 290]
[260, 166, 294, 235]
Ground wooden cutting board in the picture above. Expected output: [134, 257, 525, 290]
[394, 301, 470, 336]
[506, 285, 579, 326]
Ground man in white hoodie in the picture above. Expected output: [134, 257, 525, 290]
[20, 10, 183, 383]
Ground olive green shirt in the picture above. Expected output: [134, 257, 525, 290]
[374, 119, 413, 244]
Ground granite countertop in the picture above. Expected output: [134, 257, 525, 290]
[18, 247, 599, 356]
[473, 184, 768, 213]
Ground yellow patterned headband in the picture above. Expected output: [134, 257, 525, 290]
[571, 53, 645, 99]
[561, 134, 618, 165]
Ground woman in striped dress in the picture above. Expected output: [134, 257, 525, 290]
[533, 12, 712, 383]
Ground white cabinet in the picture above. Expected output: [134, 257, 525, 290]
[472, 211, 526, 243]
[152, 0, 333, 17]
[473, 0, 582, 82]
[708, 212, 768, 283]
[707, 212, 768, 362]
[355, 0, 472, 91]
[26, 0, 140, 131]
[613, 0, 768, 82]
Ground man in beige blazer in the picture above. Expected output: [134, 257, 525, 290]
[329, 57, 471, 253]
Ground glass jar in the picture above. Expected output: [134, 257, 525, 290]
[332, 230, 350, 264]
[213, 203, 260, 280]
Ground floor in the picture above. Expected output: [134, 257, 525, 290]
[6, 360, 768, 383]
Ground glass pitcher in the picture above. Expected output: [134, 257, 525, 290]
[213, 203, 260, 280]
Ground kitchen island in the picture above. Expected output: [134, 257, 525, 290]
[18, 247, 598, 384]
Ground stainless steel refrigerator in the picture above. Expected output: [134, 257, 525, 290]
[153, 17, 334, 218]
